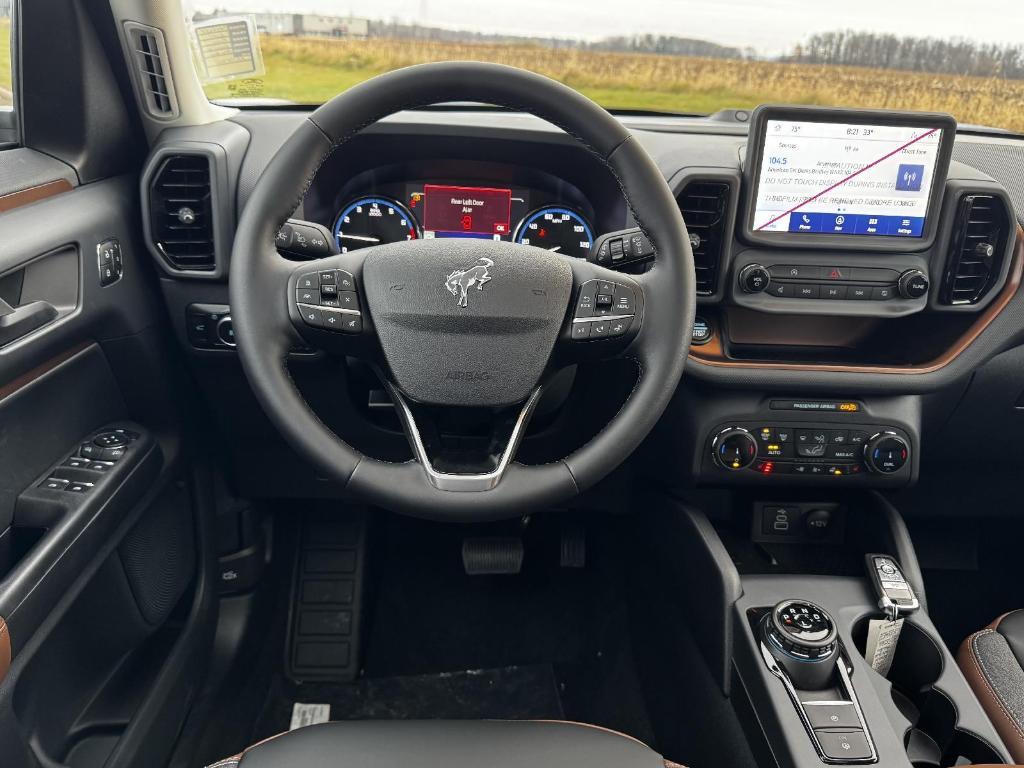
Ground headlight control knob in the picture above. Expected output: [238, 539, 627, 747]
[712, 427, 758, 471]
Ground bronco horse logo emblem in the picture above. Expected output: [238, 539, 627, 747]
[444, 257, 494, 308]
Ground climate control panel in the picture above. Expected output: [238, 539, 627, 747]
[706, 421, 913, 484]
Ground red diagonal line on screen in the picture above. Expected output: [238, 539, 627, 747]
[755, 127, 939, 231]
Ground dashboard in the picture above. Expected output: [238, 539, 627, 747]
[141, 103, 1024, 499]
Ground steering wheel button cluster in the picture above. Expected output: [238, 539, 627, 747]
[570, 278, 638, 341]
[295, 269, 363, 335]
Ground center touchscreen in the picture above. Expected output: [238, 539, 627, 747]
[751, 119, 944, 238]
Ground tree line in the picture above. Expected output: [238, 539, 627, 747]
[784, 31, 1024, 79]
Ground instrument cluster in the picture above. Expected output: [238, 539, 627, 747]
[304, 159, 615, 262]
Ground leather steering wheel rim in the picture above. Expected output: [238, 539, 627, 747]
[229, 62, 695, 521]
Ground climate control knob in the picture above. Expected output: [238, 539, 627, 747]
[864, 432, 910, 474]
[898, 269, 929, 299]
[739, 264, 771, 293]
[713, 427, 758, 471]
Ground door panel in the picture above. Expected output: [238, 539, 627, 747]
[0, 168, 217, 768]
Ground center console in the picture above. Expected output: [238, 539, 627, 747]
[644, 491, 1010, 768]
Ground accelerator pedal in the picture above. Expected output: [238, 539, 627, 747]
[462, 537, 524, 575]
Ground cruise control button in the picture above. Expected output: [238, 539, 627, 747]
[318, 270, 336, 285]
[320, 297, 341, 308]
[336, 291, 360, 311]
[296, 287, 318, 304]
[320, 283, 339, 298]
[336, 271, 356, 291]
[571, 322, 592, 340]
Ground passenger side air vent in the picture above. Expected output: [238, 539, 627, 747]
[148, 155, 216, 272]
[677, 181, 731, 296]
[942, 194, 1010, 305]
[125, 23, 179, 119]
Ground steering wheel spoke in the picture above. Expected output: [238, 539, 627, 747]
[550, 258, 645, 366]
[287, 252, 378, 357]
[386, 382, 545, 492]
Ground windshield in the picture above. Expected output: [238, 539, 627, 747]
[189, 1, 1024, 133]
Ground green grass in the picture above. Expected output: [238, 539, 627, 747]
[0, 18, 12, 107]
[201, 48, 761, 114]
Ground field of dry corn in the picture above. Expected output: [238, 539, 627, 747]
[201, 35, 1024, 132]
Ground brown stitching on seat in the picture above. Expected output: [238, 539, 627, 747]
[960, 629, 1024, 759]
[531, 719, 651, 749]
[664, 761, 688, 768]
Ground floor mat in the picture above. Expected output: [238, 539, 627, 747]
[254, 664, 564, 740]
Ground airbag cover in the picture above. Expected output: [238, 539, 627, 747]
[362, 239, 572, 407]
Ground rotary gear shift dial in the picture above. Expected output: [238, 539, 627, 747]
[762, 599, 840, 690]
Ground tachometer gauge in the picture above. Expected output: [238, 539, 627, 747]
[333, 196, 420, 253]
[514, 207, 594, 259]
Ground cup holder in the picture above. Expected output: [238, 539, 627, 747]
[852, 616, 1002, 768]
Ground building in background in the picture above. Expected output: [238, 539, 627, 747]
[249, 12, 369, 39]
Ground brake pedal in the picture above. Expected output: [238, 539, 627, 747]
[560, 523, 586, 568]
[462, 537, 524, 575]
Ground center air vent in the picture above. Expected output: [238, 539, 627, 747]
[148, 155, 216, 272]
[677, 181, 731, 296]
[941, 194, 1010, 305]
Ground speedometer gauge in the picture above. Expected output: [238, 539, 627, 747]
[333, 196, 420, 253]
[514, 207, 594, 259]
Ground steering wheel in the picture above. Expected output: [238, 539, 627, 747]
[230, 62, 695, 521]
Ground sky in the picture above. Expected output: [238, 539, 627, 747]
[190, 0, 1024, 57]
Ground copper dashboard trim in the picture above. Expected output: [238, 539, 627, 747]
[688, 225, 1023, 375]
[0, 179, 73, 214]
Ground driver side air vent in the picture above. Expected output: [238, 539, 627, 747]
[941, 194, 1010, 305]
[677, 181, 731, 296]
[148, 155, 216, 272]
[124, 23, 179, 119]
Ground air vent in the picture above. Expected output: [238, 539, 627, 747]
[149, 155, 216, 272]
[125, 23, 179, 119]
[677, 181, 731, 296]
[941, 194, 1010, 305]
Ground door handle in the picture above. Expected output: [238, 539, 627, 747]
[0, 298, 59, 346]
